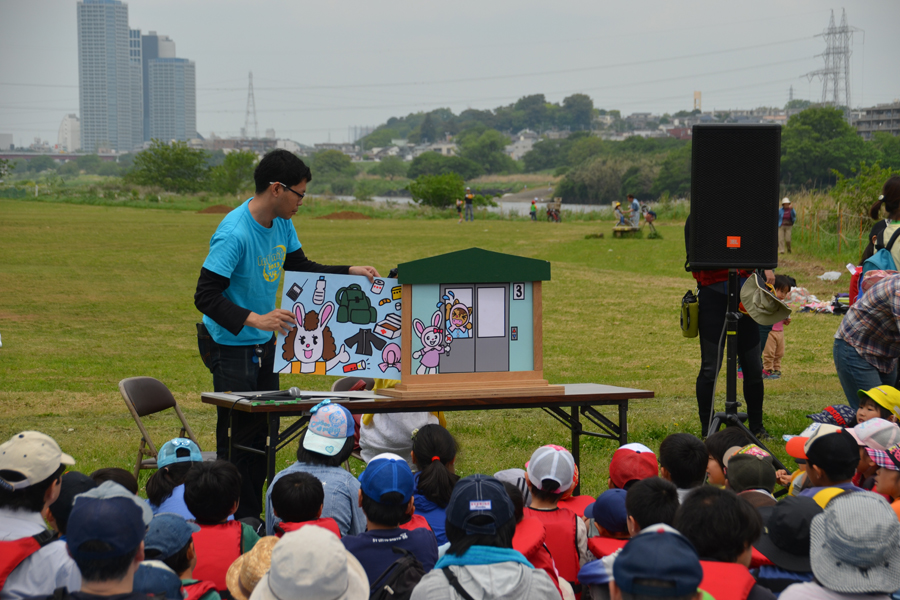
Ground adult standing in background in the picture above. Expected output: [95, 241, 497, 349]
[464, 187, 475, 222]
[629, 194, 640, 227]
[867, 177, 900, 266]
[778, 198, 796, 254]
[194, 149, 378, 519]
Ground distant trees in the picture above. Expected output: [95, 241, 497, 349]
[408, 173, 464, 208]
[126, 139, 209, 192]
[650, 144, 691, 198]
[27, 155, 58, 173]
[369, 156, 408, 180]
[407, 152, 483, 181]
[210, 150, 258, 195]
[457, 129, 518, 174]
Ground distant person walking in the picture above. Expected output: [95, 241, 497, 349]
[778, 197, 796, 253]
[629, 194, 640, 227]
[530, 199, 538, 221]
[456, 198, 463, 224]
[464, 187, 475, 222]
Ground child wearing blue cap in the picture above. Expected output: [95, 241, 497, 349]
[342, 454, 438, 586]
[264, 401, 366, 537]
[139, 513, 219, 600]
[146, 438, 204, 520]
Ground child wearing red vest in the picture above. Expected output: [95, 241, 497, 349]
[523, 445, 593, 596]
[142, 513, 220, 600]
[270, 472, 341, 538]
[501, 481, 564, 599]
[184, 461, 260, 594]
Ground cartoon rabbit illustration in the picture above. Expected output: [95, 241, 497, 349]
[411, 310, 451, 374]
[279, 301, 351, 374]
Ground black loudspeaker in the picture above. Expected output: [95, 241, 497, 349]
[688, 124, 781, 269]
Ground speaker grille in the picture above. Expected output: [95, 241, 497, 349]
[689, 124, 781, 269]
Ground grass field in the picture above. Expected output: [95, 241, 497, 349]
[0, 198, 855, 499]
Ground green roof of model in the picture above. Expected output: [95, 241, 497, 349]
[398, 248, 551, 285]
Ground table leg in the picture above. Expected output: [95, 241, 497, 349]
[267, 413, 280, 487]
[571, 406, 582, 496]
[619, 400, 628, 446]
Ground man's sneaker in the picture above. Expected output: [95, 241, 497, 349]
[752, 427, 773, 441]
[763, 370, 780, 380]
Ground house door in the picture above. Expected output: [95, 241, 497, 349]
[438, 285, 474, 373]
[474, 284, 509, 372]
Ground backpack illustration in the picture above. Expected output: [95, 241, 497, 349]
[335, 284, 378, 325]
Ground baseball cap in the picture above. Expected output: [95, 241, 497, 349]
[144, 513, 200, 559]
[250, 527, 367, 600]
[852, 418, 900, 450]
[865, 447, 900, 471]
[0, 431, 75, 491]
[67, 496, 146, 561]
[584, 488, 628, 534]
[609, 443, 658, 489]
[810, 493, 900, 593]
[77, 480, 154, 526]
[613, 524, 703, 597]
[740, 273, 792, 326]
[48, 472, 98, 533]
[302, 400, 354, 457]
[446, 474, 515, 535]
[858, 386, 900, 420]
[754, 496, 822, 573]
[785, 423, 841, 460]
[805, 427, 859, 471]
[358, 455, 414, 504]
[492, 468, 531, 507]
[157, 438, 202, 469]
[526, 445, 575, 493]
[807, 405, 857, 428]
[723, 445, 776, 494]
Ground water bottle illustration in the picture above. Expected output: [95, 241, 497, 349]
[313, 276, 326, 305]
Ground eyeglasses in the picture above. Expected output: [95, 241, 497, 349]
[270, 181, 305, 200]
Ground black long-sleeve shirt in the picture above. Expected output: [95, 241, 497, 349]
[194, 248, 349, 336]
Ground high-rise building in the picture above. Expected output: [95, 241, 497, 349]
[58, 114, 81, 152]
[76, 0, 138, 152]
[148, 58, 197, 141]
[128, 29, 143, 147]
[141, 31, 176, 141]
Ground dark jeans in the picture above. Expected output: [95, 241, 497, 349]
[197, 323, 278, 520]
[696, 285, 765, 436]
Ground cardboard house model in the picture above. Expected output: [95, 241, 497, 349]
[380, 248, 559, 399]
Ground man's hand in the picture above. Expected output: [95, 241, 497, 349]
[246, 309, 297, 336]
[775, 469, 793, 487]
[764, 270, 775, 285]
[349, 266, 380, 282]
[784, 318, 791, 326]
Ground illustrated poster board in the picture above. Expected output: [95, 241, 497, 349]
[275, 272, 402, 378]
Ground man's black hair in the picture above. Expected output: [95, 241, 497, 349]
[145, 540, 192, 576]
[501, 481, 525, 524]
[254, 149, 311, 193]
[360, 491, 409, 528]
[271, 472, 324, 523]
[659, 433, 708, 489]
[0, 464, 65, 513]
[625, 477, 679, 530]
[90, 467, 139, 495]
[705, 427, 753, 470]
[74, 540, 139, 583]
[529, 478, 562, 503]
[183, 460, 241, 523]
[674, 486, 761, 563]
[295, 431, 354, 468]
[446, 515, 516, 557]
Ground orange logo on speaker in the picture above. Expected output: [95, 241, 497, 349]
[726, 236, 741, 248]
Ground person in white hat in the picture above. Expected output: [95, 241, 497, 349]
[778, 198, 796, 254]
[0, 431, 81, 600]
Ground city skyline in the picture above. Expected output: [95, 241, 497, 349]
[1, 0, 898, 148]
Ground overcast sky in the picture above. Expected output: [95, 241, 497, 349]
[1, 0, 898, 148]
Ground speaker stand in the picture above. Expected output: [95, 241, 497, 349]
[708, 270, 788, 472]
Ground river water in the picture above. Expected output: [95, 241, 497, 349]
[333, 195, 609, 216]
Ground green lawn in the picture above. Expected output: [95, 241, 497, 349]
[0, 199, 853, 498]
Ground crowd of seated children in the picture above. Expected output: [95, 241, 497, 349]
[723, 444, 778, 508]
[269, 472, 341, 538]
[146, 438, 205, 520]
[658, 433, 708, 502]
[410, 424, 459, 547]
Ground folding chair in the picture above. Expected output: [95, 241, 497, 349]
[331, 377, 374, 471]
[119, 376, 216, 479]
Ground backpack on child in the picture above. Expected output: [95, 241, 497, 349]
[860, 228, 900, 296]
[369, 547, 426, 600]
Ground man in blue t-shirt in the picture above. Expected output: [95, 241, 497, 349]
[342, 454, 438, 585]
[628, 194, 640, 227]
[194, 149, 378, 519]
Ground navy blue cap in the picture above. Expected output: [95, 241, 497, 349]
[584, 488, 628, 533]
[446, 474, 515, 535]
[359, 457, 414, 504]
[613, 524, 703, 597]
[144, 513, 200, 559]
[67, 496, 145, 561]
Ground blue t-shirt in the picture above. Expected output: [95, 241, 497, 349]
[342, 527, 438, 585]
[202, 198, 302, 346]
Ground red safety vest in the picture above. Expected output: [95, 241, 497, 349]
[557, 495, 595, 518]
[183, 580, 218, 600]
[399, 513, 432, 532]
[587, 536, 627, 559]
[749, 546, 773, 568]
[693, 269, 753, 288]
[0, 530, 58, 590]
[524, 506, 580, 585]
[699, 561, 756, 600]
[513, 517, 563, 599]
[276, 518, 342, 539]
[192, 521, 243, 591]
